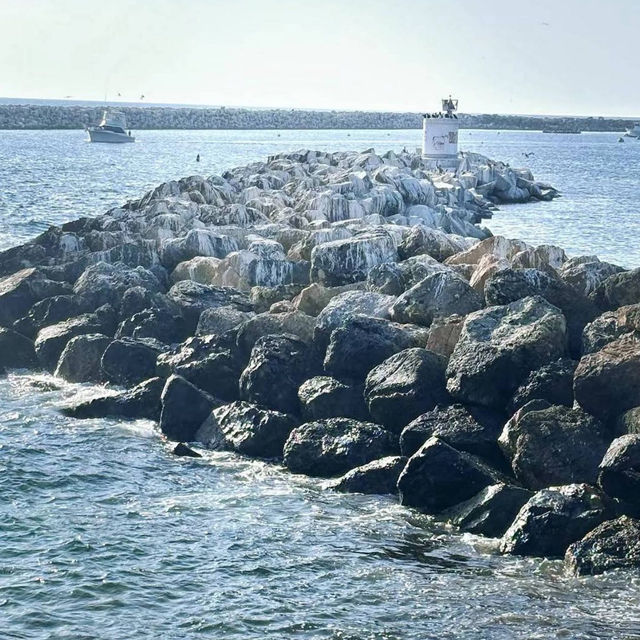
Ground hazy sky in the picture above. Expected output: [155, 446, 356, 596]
[2, 0, 639, 116]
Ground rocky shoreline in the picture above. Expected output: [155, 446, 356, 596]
[1, 147, 639, 577]
[0, 103, 635, 132]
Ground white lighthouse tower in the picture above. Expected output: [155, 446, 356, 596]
[422, 96, 460, 169]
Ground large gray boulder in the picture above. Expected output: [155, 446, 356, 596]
[55, 333, 111, 383]
[159, 228, 240, 270]
[559, 256, 624, 297]
[364, 348, 448, 433]
[298, 376, 368, 421]
[574, 334, 640, 422]
[443, 483, 533, 538]
[310, 230, 397, 286]
[397, 436, 507, 513]
[236, 310, 314, 354]
[196, 401, 297, 459]
[239, 334, 314, 414]
[283, 417, 398, 477]
[390, 271, 482, 327]
[159, 375, 219, 442]
[498, 404, 609, 490]
[334, 456, 407, 495]
[590, 267, 640, 310]
[446, 296, 567, 409]
[597, 435, 640, 514]
[565, 516, 640, 576]
[101, 338, 165, 386]
[500, 484, 612, 557]
[195, 306, 255, 337]
[323, 316, 418, 380]
[508, 358, 576, 412]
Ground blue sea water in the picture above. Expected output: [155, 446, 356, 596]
[2, 129, 640, 639]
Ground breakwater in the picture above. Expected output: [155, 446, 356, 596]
[1, 147, 639, 580]
[0, 103, 635, 131]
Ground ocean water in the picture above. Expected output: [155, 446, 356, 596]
[2, 129, 640, 639]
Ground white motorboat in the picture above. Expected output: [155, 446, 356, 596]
[87, 109, 135, 143]
[624, 123, 640, 138]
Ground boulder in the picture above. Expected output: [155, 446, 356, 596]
[500, 484, 612, 557]
[425, 314, 464, 359]
[399, 404, 505, 466]
[159, 374, 219, 441]
[172, 442, 202, 458]
[310, 230, 397, 286]
[195, 306, 255, 337]
[446, 296, 567, 409]
[498, 404, 609, 490]
[508, 358, 576, 412]
[159, 228, 240, 270]
[0, 328, 37, 369]
[390, 271, 483, 327]
[363, 348, 448, 433]
[580, 311, 625, 355]
[590, 268, 640, 310]
[196, 401, 297, 458]
[323, 316, 418, 380]
[13, 294, 88, 338]
[397, 436, 507, 513]
[174, 351, 243, 402]
[559, 256, 624, 297]
[597, 435, 640, 514]
[54, 333, 111, 383]
[61, 377, 165, 421]
[166, 280, 252, 332]
[298, 376, 368, 421]
[171, 256, 221, 285]
[443, 484, 533, 538]
[0, 268, 70, 326]
[574, 334, 640, 422]
[101, 338, 165, 386]
[335, 456, 407, 495]
[116, 307, 188, 345]
[293, 282, 364, 316]
[565, 516, 640, 576]
[236, 310, 315, 354]
[445, 236, 529, 267]
[239, 334, 314, 414]
[283, 417, 398, 477]
[616, 408, 640, 436]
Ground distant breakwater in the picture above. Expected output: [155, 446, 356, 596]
[0, 103, 634, 132]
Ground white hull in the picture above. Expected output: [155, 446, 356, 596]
[87, 129, 135, 143]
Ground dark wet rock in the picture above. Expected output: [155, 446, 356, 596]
[196, 400, 297, 458]
[174, 351, 243, 402]
[0, 268, 71, 326]
[500, 483, 612, 557]
[574, 333, 640, 422]
[399, 404, 505, 467]
[196, 306, 255, 337]
[508, 358, 577, 412]
[324, 316, 418, 381]
[101, 338, 166, 386]
[616, 407, 640, 436]
[590, 268, 640, 310]
[364, 348, 448, 433]
[0, 327, 37, 369]
[597, 435, 640, 514]
[54, 333, 111, 383]
[159, 374, 219, 442]
[236, 310, 314, 354]
[397, 436, 508, 513]
[565, 516, 640, 576]
[250, 283, 307, 313]
[335, 456, 407, 495]
[485, 268, 599, 356]
[119, 286, 154, 319]
[366, 262, 406, 296]
[580, 311, 625, 355]
[239, 334, 314, 414]
[116, 307, 188, 344]
[34, 313, 111, 371]
[283, 417, 398, 477]
[390, 271, 483, 327]
[498, 404, 608, 490]
[443, 484, 533, 538]
[298, 376, 368, 421]
[167, 280, 252, 332]
[13, 294, 88, 338]
[172, 442, 202, 458]
[61, 377, 165, 421]
[73, 262, 163, 308]
[446, 296, 567, 409]
[313, 290, 394, 350]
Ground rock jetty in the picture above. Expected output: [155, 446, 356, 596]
[0, 103, 635, 132]
[2, 147, 640, 576]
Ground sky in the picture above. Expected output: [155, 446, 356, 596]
[1, 0, 639, 117]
